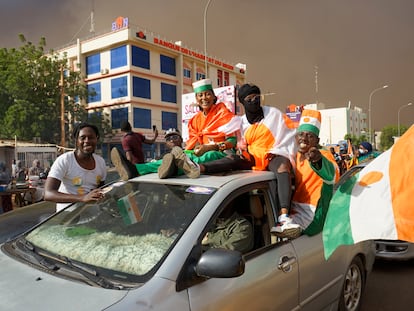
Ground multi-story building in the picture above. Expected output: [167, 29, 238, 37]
[304, 103, 368, 146]
[57, 16, 246, 162]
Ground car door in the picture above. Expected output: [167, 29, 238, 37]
[187, 242, 299, 311]
[291, 234, 348, 310]
[187, 186, 300, 311]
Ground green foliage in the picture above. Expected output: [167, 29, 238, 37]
[378, 125, 409, 151]
[343, 125, 411, 152]
[343, 133, 369, 148]
[0, 34, 108, 146]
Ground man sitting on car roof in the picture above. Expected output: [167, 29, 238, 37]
[272, 109, 340, 238]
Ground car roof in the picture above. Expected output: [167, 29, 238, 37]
[126, 170, 276, 189]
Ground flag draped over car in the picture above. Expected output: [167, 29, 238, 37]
[323, 125, 414, 259]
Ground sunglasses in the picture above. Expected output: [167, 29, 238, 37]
[166, 134, 181, 142]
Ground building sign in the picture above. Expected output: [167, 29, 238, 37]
[181, 86, 236, 142]
[112, 16, 128, 31]
[153, 38, 234, 71]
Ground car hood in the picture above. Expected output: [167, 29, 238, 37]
[0, 251, 127, 311]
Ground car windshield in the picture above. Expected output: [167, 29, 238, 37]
[25, 181, 215, 277]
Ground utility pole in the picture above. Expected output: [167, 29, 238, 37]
[203, 0, 212, 78]
[59, 65, 65, 148]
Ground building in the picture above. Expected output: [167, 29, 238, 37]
[0, 140, 57, 174]
[304, 103, 367, 147]
[57, 16, 246, 162]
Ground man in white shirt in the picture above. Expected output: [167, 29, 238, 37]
[44, 123, 107, 212]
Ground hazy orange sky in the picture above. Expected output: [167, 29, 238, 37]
[1, 0, 413, 130]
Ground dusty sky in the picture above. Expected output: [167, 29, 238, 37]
[1, 0, 414, 130]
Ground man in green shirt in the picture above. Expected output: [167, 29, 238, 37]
[202, 201, 254, 254]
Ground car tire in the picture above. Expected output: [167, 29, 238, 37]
[339, 256, 365, 311]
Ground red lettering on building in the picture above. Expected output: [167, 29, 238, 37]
[153, 38, 234, 70]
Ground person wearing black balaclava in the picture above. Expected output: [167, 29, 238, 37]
[237, 83, 298, 236]
[200, 83, 298, 237]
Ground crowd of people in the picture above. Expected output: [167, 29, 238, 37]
[0, 158, 48, 213]
[1, 78, 367, 250]
[329, 140, 378, 175]
[110, 79, 343, 244]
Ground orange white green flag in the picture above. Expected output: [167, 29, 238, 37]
[323, 125, 414, 259]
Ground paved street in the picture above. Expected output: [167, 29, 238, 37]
[361, 259, 414, 310]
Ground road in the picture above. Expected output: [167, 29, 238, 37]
[361, 259, 414, 310]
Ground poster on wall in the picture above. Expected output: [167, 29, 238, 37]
[181, 85, 236, 142]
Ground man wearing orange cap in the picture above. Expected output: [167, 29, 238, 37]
[272, 109, 340, 237]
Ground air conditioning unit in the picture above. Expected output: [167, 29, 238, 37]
[100, 68, 109, 75]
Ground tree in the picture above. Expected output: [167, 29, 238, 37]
[0, 35, 103, 146]
[379, 125, 407, 151]
[343, 133, 369, 151]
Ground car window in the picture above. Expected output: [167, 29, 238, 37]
[200, 188, 274, 255]
[24, 181, 216, 279]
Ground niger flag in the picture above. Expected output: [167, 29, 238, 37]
[323, 125, 414, 259]
[117, 193, 143, 225]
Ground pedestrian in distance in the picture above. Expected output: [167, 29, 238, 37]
[120, 120, 158, 164]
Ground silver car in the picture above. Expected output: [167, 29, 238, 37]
[337, 163, 414, 261]
[0, 171, 375, 310]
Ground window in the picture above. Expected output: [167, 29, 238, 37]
[196, 72, 206, 80]
[183, 68, 191, 79]
[161, 82, 177, 103]
[73, 95, 80, 104]
[203, 188, 272, 253]
[131, 46, 150, 69]
[111, 45, 127, 69]
[111, 107, 128, 128]
[224, 72, 229, 86]
[160, 55, 176, 76]
[133, 107, 151, 129]
[88, 111, 102, 124]
[162, 111, 177, 130]
[86, 53, 100, 75]
[132, 77, 151, 99]
[87, 82, 101, 103]
[111, 76, 128, 99]
[217, 69, 223, 87]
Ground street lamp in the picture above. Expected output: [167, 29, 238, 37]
[203, 0, 212, 78]
[398, 102, 413, 137]
[59, 65, 66, 148]
[368, 84, 389, 145]
[261, 92, 276, 105]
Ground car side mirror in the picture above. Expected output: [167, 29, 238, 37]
[195, 248, 245, 278]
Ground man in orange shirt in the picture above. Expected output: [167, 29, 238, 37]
[273, 109, 340, 237]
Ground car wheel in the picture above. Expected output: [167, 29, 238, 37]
[339, 256, 365, 311]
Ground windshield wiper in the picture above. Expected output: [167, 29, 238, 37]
[19, 239, 129, 289]
[19, 239, 58, 270]
[40, 253, 126, 290]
